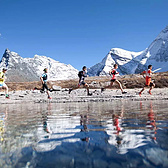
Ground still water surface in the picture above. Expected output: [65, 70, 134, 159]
[0, 100, 168, 168]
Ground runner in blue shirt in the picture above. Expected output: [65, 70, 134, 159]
[40, 68, 51, 99]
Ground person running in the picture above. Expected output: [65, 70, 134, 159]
[40, 68, 52, 99]
[101, 64, 127, 94]
[139, 65, 155, 97]
[69, 66, 92, 96]
[0, 68, 9, 99]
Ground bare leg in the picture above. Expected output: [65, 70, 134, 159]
[101, 81, 113, 92]
[115, 80, 124, 93]
[73, 85, 80, 90]
[2, 85, 8, 95]
[149, 83, 155, 95]
[46, 90, 51, 98]
[139, 86, 146, 97]
[84, 83, 91, 95]
[140, 87, 145, 93]
[69, 85, 80, 94]
[104, 81, 114, 89]
[109, 81, 114, 88]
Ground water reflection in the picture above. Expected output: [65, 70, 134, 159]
[80, 114, 89, 142]
[0, 100, 168, 168]
[0, 108, 6, 142]
[144, 102, 157, 141]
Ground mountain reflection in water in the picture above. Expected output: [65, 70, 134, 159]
[0, 100, 168, 168]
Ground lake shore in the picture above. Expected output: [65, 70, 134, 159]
[1, 88, 168, 104]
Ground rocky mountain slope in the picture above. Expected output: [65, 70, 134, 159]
[0, 49, 78, 82]
[88, 25, 168, 76]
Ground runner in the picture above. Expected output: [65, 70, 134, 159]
[0, 68, 9, 99]
[146, 102, 157, 140]
[69, 66, 92, 96]
[101, 64, 127, 94]
[40, 68, 52, 99]
[139, 65, 155, 97]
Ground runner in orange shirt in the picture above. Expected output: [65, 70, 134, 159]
[139, 65, 155, 97]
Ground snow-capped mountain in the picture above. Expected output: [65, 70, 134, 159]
[137, 26, 168, 73]
[88, 48, 144, 76]
[0, 49, 78, 82]
[88, 25, 168, 76]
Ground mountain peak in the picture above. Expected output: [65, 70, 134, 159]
[155, 25, 168, 41]
[0, 49, 78, 82]
[5, 48, 10, 53]
[162, 25, 168, 33]
[0, 48, 12, 67]
[88, 26, 168, 76]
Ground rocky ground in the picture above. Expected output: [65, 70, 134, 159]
[5, 71, 168, 91]
[1, 71, 168, 104]
[1, 87, 168, 104]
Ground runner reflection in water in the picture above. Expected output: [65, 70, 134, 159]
[41, 103, 52, 135]
[80, 114, 89, 142]
[146, 102, 157, 141]
[43, 116, 50, 134]
[112, 107, 124, 147]
[0, 108, 8, 142]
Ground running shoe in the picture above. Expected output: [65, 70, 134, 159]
[122, 91, 127, 94]
[139, 92, 141, 97]
[6, 95, 10, 99]
[49, 89, 53, 92]
[101, 88, 105, 92]
[40, 90, 45, 93]
[48, 96, 52, 99]
[69, 88, 73, 94]
[87, 93, 92, 96]
[149, 91, 152, 95]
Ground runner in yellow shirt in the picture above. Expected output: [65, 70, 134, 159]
[0, 68, 9, 99]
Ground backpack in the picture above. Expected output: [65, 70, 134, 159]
[78, 71, 83, 78]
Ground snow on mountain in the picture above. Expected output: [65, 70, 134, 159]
[140, 26, 168, 73]
[87, 53, 115, 76]
[0, 49, 78, 82]
[88, 48, 144, 76]
[88, 25, 168, 76]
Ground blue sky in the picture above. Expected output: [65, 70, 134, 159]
[0, 0, 168, 70]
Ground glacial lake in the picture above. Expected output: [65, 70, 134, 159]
[0, 100, 168, 168]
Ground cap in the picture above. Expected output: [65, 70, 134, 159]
[2, 68, 7, 71]
[43, 68, 47, 72]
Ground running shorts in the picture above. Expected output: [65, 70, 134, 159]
[111, 79, 116, 82]
[0, 83, 7, 87]
[42, 82, 49, 91]
[145, 82, 154, 87]
[78, 81, 86, 86]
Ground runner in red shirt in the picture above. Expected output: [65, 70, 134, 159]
[139, 65, 155, 97]
[101, 64, 127, 94]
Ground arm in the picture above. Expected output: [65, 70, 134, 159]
[109, 70, 112, 76]
[0, 73, 4, 80]
[40, 76, 44, 84]
[140, 71, 146, 79]
[83, 71, 87, 77]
